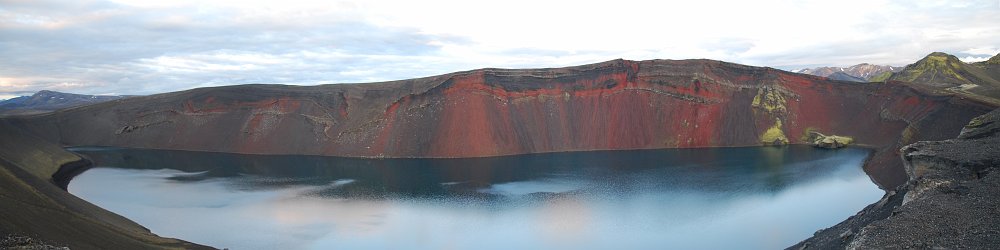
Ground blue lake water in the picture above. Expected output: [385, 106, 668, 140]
[68, 146, 882, 250]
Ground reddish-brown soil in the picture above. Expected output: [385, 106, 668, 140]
[7, 59, 995, 188]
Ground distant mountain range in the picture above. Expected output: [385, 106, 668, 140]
[794, 52, 1000, 103]
[826, 72, 866, 82]
[796, 63, 903, 82]
[0, 90, 129, 116]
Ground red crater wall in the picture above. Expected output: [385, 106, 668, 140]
[10, 59, 994, 188]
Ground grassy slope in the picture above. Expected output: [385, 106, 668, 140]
[869, 71, 893, 82]
[877, 52, 1000, 105]
[889, 52, 999, 87]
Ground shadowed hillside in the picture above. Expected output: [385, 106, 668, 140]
[0, 120, 209, 249]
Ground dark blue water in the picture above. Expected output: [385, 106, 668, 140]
[68, 146, 881, 250]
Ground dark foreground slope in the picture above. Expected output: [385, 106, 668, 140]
[792, 108, 1000, 249]
[0, 121, 209, 249]
[6, 59, 995, 188]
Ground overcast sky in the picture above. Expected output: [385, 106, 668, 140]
[1, 0, 999, 98]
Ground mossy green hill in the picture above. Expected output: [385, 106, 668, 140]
[888, 52, 999, 87]
[879, 52, 1000, 103]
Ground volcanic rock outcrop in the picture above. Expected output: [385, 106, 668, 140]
[4, 59, 995, 189]
[803, 131, 854, 149]
[792, 108, 1000, 249]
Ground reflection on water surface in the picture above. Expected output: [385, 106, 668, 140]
[69, 146, 882, 250]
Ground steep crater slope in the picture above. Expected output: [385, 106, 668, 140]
[7, 59, 996, 188]
[792, 108, 1000, 249]
[0, 120, 208, 249]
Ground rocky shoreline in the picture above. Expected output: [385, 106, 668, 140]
[49, 159, 92, 191]
[792, 108, 1000, 249]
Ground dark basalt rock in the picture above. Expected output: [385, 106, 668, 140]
[791, 108, 1000, 249]
[1, 234, 68, 250]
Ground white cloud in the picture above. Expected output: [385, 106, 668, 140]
[961, 56, 992, 63]
[962, 47, 1000, 56]
[1, 0, 999, 96]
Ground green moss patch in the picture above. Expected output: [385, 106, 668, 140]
[752, 87, 787, 115]
[869, 71, 893, 82]
[761, 119, 789, 145]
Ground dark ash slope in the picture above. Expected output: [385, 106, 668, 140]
[792, 108, 1000, 249]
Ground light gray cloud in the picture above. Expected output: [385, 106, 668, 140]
[1, 0, 999, 98]
[0, 0, 469, 97]
[747, 0, 1000, 70]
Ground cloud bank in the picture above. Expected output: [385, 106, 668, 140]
[1, 0, 999, 98]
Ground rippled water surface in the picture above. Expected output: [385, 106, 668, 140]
[68, 146, 882, 250]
